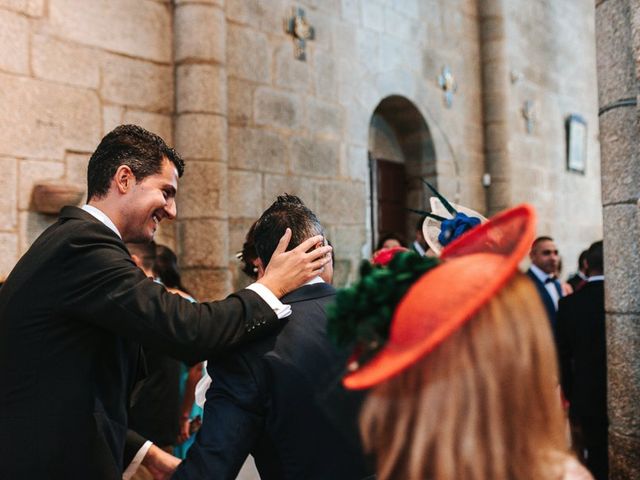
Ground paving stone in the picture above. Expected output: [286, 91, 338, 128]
[48, 0, 172, 62]
[228, 127, 288, 173]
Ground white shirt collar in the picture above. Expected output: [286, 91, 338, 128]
[81, 204, 122, 239]
[588, 275, 604, 282]
[412, 240, 426, 257]
[303, 276, 324, 286]
[529, 264, 553, 283]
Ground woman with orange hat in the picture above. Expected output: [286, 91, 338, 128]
[329, 204, 592, 480]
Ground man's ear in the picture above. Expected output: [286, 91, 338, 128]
[255, 258, 266, 279]
[114, 165, 135, 194]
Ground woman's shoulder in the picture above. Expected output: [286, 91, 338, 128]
[561, 455, 594, 480]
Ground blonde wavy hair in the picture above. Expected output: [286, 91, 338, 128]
[360, 274, 567, 480]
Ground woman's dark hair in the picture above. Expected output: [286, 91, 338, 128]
[153, 244, 191, 294]
[376, 232, 406, 251]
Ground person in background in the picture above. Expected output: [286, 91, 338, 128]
[557, 241, 607, 480]
[410, 216, 428, 256]
[567, 250, 589, 292]
[526, 236, 565, 331]
[151, 244, 203, 459]
[331, 205, 592, 480]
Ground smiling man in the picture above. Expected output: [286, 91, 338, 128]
[0, 125, 331, 480]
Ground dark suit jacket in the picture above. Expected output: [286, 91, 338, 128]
[0, 207, 277, 480]
[556, 280, 607, 421]
[173, 282, 370, 480]
[526, 268, 562, 330]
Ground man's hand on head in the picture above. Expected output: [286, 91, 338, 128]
[258, 228, 332, 298]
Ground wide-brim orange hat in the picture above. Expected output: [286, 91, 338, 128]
[343, 204, 536, 390]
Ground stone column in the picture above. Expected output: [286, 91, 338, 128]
[595, 0, 640, 477]
[478, 0, 512, 215]
[173, 0, 230, 301]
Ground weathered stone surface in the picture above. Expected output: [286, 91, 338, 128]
[18, 210, 55, 253]
[228, 170, 263, 218]
[313, 50, 339, 101]
[179, 218, 228, 268]
[291, 136, 339, 177]
[599, 108, 640, 205]
[48, 0, 172, 62]
[0, 157, 17, 230]
[0, 233, 18, 279]
[19, 160, 65, 210]
[330, 224, 366, 257]
[178, 160, 227, 219]
[602, 203, 640, 313]
[227, 25, 271, 83]
[31, 34, 100, 89]
[228, 216, 256, 259]
[254, 87, 302, 130]
[122, 110, 172, 144]
[361, 1, 383, 32]
[0, 9, 28, 74]
[101, 54, 173, 112]
[228, 78, 253, 126]
[332, 259, 353, 288]
[64, 152, 89, 190]
[595, 0, 635, 109]
[182, 267, 231, 302]
[102, 105, 124, 135]
[154, 220, 176, 252]
[607, 313, 640, 435]
[314, 180, 365, 224]
[609, 430, 640, 480]
[175, 114, 227, 161]
[226, 0, 286, 32]
[274, 43, 310, 92]
[0, 0, 44, 16]
[263, 174, 316, 211]
[306, 99, 343, 139]
[176, 64, 226, 115]
[345, 144, 367, 181]
[341, 0, 360, 21]
[228, 127, 287, 173]
[175, 3, 225, 63]
[176, 0, 222, 5]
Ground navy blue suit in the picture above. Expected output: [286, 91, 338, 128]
[526, 268, 562, 331]
[173, 282, 371, 480]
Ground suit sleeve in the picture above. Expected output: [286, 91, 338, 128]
[172, 356, 264, 480]
[59, 230, 278, 363]
[555, 298, 574, 400]
[123, 429, 148, 467]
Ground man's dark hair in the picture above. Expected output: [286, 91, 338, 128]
[87, 124, 185, 200]
[239, 221, 259, 280]
[531, 236, 554, 250]
[253, 194, 323, 267]
[577, 249, 588, 270]
[586, 240, 603, 275]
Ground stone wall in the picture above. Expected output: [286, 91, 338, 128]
[596, 0, 640, 476]
[223, 0, 486, 289]
[0, 0, 175, 280]
[502, 0, 603, 273]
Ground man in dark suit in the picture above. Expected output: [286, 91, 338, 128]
[556, 240, 607, 480]
[174, 195, 371, 480]
[526, 236, 564, 330]
[0, 126, 331, 480]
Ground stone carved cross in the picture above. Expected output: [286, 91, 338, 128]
[522, 100, 536, 134]
[438, 66, 457, 108]
[284, 7, 314, 61]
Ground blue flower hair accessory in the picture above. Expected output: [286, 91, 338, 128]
[408, 180, 486, 255]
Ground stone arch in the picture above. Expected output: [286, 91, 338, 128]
[368, 95, 437, 250]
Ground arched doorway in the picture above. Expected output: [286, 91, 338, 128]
[368, 95, 436, 251]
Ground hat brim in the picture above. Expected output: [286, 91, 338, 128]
[344, 204, 536, 390]
[423, 198, 487, 256]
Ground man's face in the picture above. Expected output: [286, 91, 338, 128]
[530, 239, 559, 275]
[120, 158, 178, 243]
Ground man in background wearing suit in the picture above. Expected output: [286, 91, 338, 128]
[174, 194, 371, 480]
[526, 236, 564, 331]
[0, 125, 331, 480]
[556, 241, 607, 480]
